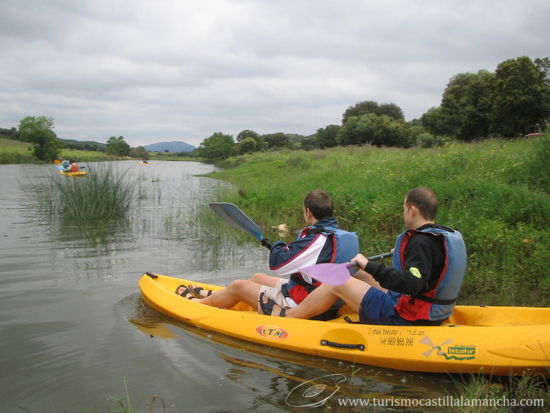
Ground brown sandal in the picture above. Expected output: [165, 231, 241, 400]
[186, 284, 213, 299]
[175, 285, 198, 300]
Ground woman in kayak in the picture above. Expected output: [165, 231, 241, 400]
[177, 189, 360, 319]
[263, 187, 468, 326]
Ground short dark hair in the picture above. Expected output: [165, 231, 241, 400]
[304, 189, 333, 220]
[405, 187, 439, 220]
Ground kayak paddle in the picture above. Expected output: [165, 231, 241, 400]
[299, 252, 393, 286]
[209, 202, 271, 249]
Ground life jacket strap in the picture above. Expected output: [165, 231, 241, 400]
[304, 226, 333, 235]
[413, 294, 457, 305]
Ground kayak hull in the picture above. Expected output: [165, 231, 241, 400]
[59, 170, 87, 177]
[139, 273, 550, 376]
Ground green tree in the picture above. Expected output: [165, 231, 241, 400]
[436, 70, 495, 141]
[336, 116, 363, 145]
[129, 146, 149, 160]
[370, 116, 415, 148]
[338, 114, 415, 148]
[342, 100, 404, 124]
[342, 101, 379, 124]
[237, 129, 266, 151]
[420, 107, 448, 137]
[199, 132, 235, 161]
[18, 116, 62, 161]
[105, 136, 131, 156]
[237, 129, 259, 142]
[377, 103, 405, 121]
[299, 136, 320, 150]
[262, 132, 290, 149]
[492, 56, 550, 137]
[237, 137, 257, 154]
[316, 125, 340, 148]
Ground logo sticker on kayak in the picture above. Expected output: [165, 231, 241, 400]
[420, 336, 476, 360]
[256, 325, 289, 339]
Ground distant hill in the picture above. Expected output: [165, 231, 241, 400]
[144, 141, 196, 153]
[60, 138, 105, 151]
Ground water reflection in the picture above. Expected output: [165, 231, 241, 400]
[128, 295, 456, 412]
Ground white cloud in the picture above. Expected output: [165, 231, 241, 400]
[1, 0, 549, 147]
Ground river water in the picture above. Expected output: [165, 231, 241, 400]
[0, 161, 456, 412]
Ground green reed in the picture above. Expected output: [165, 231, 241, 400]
[452, 374, 549, 413]
[29, 163, 137, 224]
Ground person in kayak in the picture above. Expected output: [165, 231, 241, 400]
[263, 187, 467, 326]
[69, 160, 80, 172]
[177, 189, 360, 319]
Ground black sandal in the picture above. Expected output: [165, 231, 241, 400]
[175, 285, 198, 300]
[186, 284, 213, 299]
[258, 292, 287, 317]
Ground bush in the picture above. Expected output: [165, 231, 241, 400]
[418, 132, 447, 148]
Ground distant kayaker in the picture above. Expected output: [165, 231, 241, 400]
[177, 189, 360, 319]
[69, 160, 80, 172]
[265, 187, 467, 326]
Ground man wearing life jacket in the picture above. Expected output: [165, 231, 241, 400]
[69, 160, 80, 172]
[256, 189, 360, 319]
[273, 187, 467, 326]
[178, 190, 360, 319]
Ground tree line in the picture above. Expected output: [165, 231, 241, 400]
[5, 55, 548, 162]
[3, 117, 149, 161]
[199, 56, 549, 160]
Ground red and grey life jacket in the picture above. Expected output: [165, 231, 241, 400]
[392, 226, 467, 322]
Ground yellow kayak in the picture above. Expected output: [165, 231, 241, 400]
[139, 273, 550, 376]
[59, 170, 87, 177]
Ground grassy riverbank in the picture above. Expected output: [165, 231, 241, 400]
[0, 138, 35, 163]
[0, 137, 116, 164]
[209, 135, 550, 307]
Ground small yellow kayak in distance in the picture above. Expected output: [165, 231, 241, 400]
[139, 273, 550, 376]
[59, 170, 87, 177]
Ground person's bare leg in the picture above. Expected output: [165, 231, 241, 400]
[197, 279, 261, 309]
[284, 284, 338, 319]
[249, 273, 279, 287]
[283, 277, 372, 319]
[330, 277, 372, 312]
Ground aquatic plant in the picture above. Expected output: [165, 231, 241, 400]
[28, 163, 137, 224]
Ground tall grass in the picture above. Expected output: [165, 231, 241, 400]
[208, 136, 550, 306]
[453, 374, 549, 413]
[29, 163, 137, 224]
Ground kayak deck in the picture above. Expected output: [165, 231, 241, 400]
[139, 273, 550, 376]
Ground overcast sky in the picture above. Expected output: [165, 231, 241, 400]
[1, 0, 548, 147]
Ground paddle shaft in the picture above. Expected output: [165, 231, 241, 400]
[209, 202, 271, 249]
[366, 251, 393, 261]
[210, 202, 393, 256]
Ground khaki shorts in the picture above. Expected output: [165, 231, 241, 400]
[257, 278, 293, 314]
